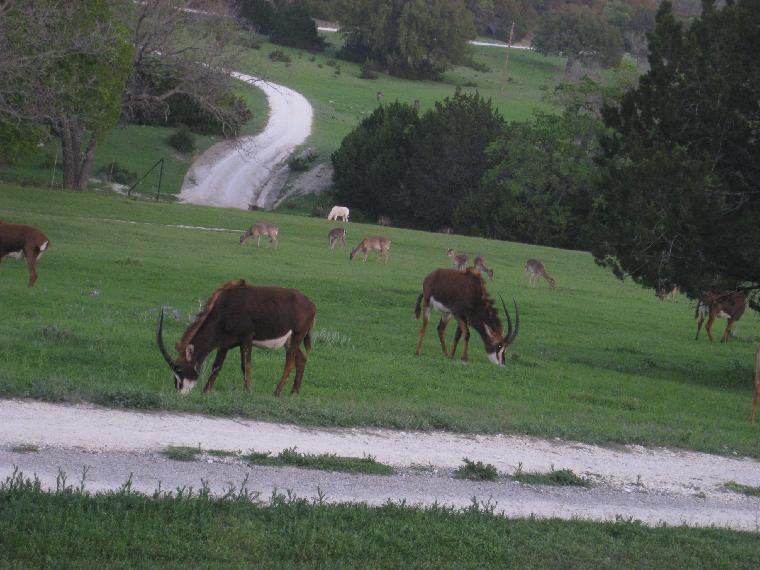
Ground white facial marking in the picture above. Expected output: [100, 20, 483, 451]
[252, 330, 293, 349]
[488, 351, 501, 366]
[179, 379, 197, 394]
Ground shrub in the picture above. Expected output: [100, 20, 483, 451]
[269, 3, 325, 52]
[269, 49, 292, 63]
[96, 162, 137, 185]
[166, 126, 196, 153]
[453, 458, 499, 481]
[359, 60, 378, 80]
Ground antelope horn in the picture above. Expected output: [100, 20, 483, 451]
[499, 294, 513, 342]
[156, 309, 175, 369]
[508, 297, 520, 344]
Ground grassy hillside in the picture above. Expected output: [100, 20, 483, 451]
[1, 183, 758, 457]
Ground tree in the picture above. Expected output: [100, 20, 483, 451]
[337, 0, 476, 79]
[532, 6, 624, 74]
[603, 0, 657, 64]
[0, 1, 133, 189]
[270, 2, 326, 51]
[590, 0, 760, 299]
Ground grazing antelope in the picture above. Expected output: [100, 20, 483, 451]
[328, 227, 346, 250]
[695, 290, 746, 343]
[0, 221, 50, 287]
[350, 236, 391, 262]
[240, 223, 278, 248]
[378, 215, 391, 227]
[446, 248, 468, 270]
[656, 282, 679, 302]
[752, 346, 760, 422]
[157, 279, 316, 396]
[473, 255, 494, 281]
[327, 205, 349, 222]
[525, 259, 555, 289]
[414, 268, 518, 365]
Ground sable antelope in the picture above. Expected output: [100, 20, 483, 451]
[240, 223, 278, 248]
[327, 206, 349, 222]
[473, 255, 494, 281]
[446, 248, 468, 270]
[350, 236, 391, 262]
[0, 221, 50, 287]
[695, 290, 746, 343]
[328, 227, 346, 250]
[656, 282, 679, 302]
[415, 268, 518, 365]
[751, 346, 760, 422]
[526, 259, 555, 289]
[378, 215, 391, 227]
[156, 279, 316, 396]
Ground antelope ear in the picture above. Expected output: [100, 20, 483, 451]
[483, 324, 497, 342]
[185, 344, 194, 361]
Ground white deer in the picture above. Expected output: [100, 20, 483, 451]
[327, 206, 349, 222]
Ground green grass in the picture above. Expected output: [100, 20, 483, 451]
[724, 481, 760, 497]
[512, 466, 591, 488]
[10, 444, 39, 454]
[1, 183, 760, 458]
[162, 445, 202, 462]
[245, 447, 395, 475]
[2, 471, 759, 569]
[453, 458, 500, 481]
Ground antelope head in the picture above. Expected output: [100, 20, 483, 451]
[483, 296, 520, 367]
[156, 310, 200, 393]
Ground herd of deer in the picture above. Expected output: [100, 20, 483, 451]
[2, 214, 759, 421]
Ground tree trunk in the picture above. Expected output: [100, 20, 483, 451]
[59, 118, 99, 190]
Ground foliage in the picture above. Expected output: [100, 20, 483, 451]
[236, 0, 276, 34]
[269, 49, 292, 63]
[162, 445, 201, 461]
[166, 125, 196, 154]
[269, 2, 326, 51]
[603, 0, 657, 62]
[512, 466, 591, 487]
[337, 0, 476, 80]
[590, 0, 760, 300]
[245, 447, 396, 475]
[95, 162, 137, 185]
[532, 6, 624, 73]
[724, 481, 760, 497]
[453, 458, 499, 481]
[0, 119, 45, 165]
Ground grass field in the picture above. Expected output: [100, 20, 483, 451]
[1, 183, 759, 458]
[2, 472, 759, 568]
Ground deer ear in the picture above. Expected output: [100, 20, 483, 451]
[185, 344, 194, 361]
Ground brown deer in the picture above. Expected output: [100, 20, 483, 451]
[350, 236, 391, 262]
[446, 248, 468, 270]
[695, 290, 747, 343]
[751, 346, 760, 422]
[377, 215, 391, 226]
[240, 223, 279, 248]
[157, 279, 316, 396]
[526, 259, 555, 289]
[328, 227, 346, 250]
[656, 282, 679, 302]
[473, 255, 494, 281]
[414, 268, 519, 365]
[0, 221, 50, 287]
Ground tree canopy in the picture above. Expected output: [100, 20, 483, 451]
[590, 0, 760, 299]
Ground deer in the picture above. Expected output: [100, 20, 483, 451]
[350, 236, 391, 262]
[157, 279, 316, 397]
[0, 221, 50, 287]
[327, 206, 349, 222]
[378, 215, 391, 227]
[525, 259, 556, 289]
[415, 268, 518, 365]
[752, 346, 760, 422]
[328, 227, 346, 250]
[446, 248, 468, 270]
[656, 282, 679, 302]
[695, 290, 746, 343]
[240, 223, 278, 248]
[473, 255, 494, 281]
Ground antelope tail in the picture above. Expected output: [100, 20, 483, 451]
[414, 294, 423, 319]
[304, 316, 316, 354]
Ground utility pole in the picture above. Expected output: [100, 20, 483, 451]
[500, 21, 516, 96]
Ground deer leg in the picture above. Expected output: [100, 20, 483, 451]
[241, 342, 253, 390]
[695, 315, 705, 340]
[257, 235, 261, 247]
[23, 247, 38, 287]
[705, 314, 716, 342]
[273, 349, 297, 397]
[721, 320, 735, 343]
[204, 349, 229, 393]
[290, 348, 307, 395]
[436, 316, 451, 356]
[415, 303, 430, 356]
[458, 320, 471, 363]
[363, 252, 368, 262]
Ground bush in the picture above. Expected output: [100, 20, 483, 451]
[359, 59, 378, 80]
[269, 49, 292, 63]
[453, 458, 499, 481]
[287, 147, 317, 171]
[166, 126, 196, 153]
[269, 2, 325, 52]
[96, 162, 137, 185]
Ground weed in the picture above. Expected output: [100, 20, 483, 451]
[162, 445, 201, 462]
[11, 444, 39, 454]
[269, 50, 291, 63]
[245, 447, 395, 475]
[512, 465, 591, 488]
[453, 458, 499, 481]
[724, 481, 760, 497]
[206, 449, 240, 458]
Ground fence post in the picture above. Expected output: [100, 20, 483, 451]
[156, 158, 164, 202]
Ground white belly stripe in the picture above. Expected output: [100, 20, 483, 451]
[252, 330, 293, 349]
[429, 296, 451, 315]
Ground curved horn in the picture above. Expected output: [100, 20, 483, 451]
[508, 298, 520, 344]
[499, 294, 513, 342]
[156, 309, 175, 368]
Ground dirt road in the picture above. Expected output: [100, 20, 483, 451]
[2, 399, 758, 530]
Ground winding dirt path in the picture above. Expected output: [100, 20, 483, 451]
[178, 73, 313, 210]
[2, 399, 758, 530]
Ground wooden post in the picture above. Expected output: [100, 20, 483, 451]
[500, 21, 516, 96]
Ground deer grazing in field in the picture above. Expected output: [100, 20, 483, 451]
[327, 206, 349, 222]
[328, 227, 346, 250]
[525, 259, 555, 289]
[157, 279, 316, 396]
[414, 268, 519, 365]
[752, 346, 760, 422]
[656, 281, 679, 302]
[377, 215, 391, 227]
[694, 290, 747, 343]
[350, 236, 391, 262]
[446, 248, 468, 270]
[240, 223, 279, 248]
[472, 255, 494, 281]
[0, 221, 50, 287]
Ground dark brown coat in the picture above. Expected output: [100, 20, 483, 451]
[0, 222, 50, 287]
